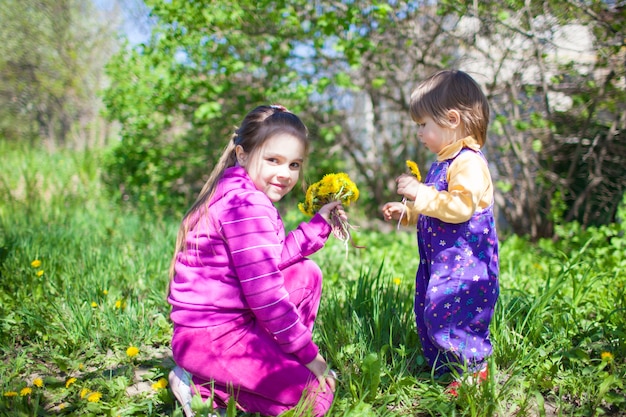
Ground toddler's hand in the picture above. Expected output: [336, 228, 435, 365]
[396, 174, 421, 200]
[382, 202, 404, 221]
[318, 201, 346, 225]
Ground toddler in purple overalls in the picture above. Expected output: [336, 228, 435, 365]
[382, 70, 499, 394]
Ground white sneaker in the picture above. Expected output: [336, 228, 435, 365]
[169, 366, 194, 417]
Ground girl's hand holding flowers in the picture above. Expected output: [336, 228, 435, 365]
[318, 201, 347, 226]
[299, 172, 360, 252]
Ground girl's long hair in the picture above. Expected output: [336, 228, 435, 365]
[168, 105, 309, 280]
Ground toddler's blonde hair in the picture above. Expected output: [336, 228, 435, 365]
[410, 70, 489, 146]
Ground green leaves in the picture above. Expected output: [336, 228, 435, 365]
[0, 0, 118, 145]
[193, 101, 222, 121]
[103, 0, 321, 213]
[361, 353, 382, 402]
[2, 143, 626, 415]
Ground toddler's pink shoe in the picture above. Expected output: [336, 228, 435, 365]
[446, 366, 488, 397]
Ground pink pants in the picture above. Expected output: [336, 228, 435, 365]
[171, 259, 333, 416]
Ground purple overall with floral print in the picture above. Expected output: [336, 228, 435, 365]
[414, 148, 499, 375]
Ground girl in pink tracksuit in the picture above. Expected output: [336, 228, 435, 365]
[167, 105, 343, 416]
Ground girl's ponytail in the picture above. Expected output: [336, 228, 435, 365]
[168, 136, 238, 280]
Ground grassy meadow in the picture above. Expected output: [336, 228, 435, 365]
[1, 141, 625, 416]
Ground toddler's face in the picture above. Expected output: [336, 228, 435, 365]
[415, 116, 456, 154]
[242, 133, 305, 202]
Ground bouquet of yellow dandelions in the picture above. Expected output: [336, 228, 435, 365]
[298, 172, 360, 250]
[398, 160, 422, 229]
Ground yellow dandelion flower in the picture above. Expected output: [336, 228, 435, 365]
[601, 351, 614, 362]
[33, 378, 44, 388]
[298, 172, 361, 250]
[91, 301, 98, 308]
[406, 160, 422, 182]
[115, 300, 122, 309]
[316, 177, 333, 197]
[65, 377, 77, 388]
[3, 391, 18, 397]
[126, 346, 139, 358]
[299, 173, 359, 216]
[80, 388, 91, 399]
[102, 289, 108, 296]
[151, 378, 168, 390]
[87, 391, 102, 402]
[397, 160, 422, 229]
[31, 259, 41, 268]
[298, 182, 319, 217]
[393, 277, 402, 286]
[20, 387, 32, 396]
[36, 270, 44, 277]
[331, 173, 359, 204]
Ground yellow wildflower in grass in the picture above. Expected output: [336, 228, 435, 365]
[80, 388, 91, 399]
[298, 173, 361, 251]
[393, 277, 402, 286]
[31, 259, 41, 268]
[601, 351, 614, 363]
[20, 387, 32, 396]
[151, 378, 168, 390]
[33, 378, 44, 388]
[102, 289, 108, 296]
[4, 391, 18, 397]
[91, 301, 98, 308]
[78, 363, 84, 371]
[36, 270, 44, 277]
[87, 391, 102, 403]
[65, 377, 77, 388]
[126, 346, 139, 358]
[115, 300, 122, 309]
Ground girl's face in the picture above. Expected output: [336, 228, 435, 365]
[416, 115, 457, 154]
[238, 133, 305, 202]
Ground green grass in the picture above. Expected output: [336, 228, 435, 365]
[1, 141, 625, 416]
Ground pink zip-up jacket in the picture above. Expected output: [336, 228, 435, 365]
[168, 166, 332, 365]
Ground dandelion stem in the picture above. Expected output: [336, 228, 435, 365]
[329, 208, 364, 257]
[397, 197, 407, 230]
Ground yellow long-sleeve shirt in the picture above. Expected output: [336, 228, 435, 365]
[404, 136, 494, 225]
